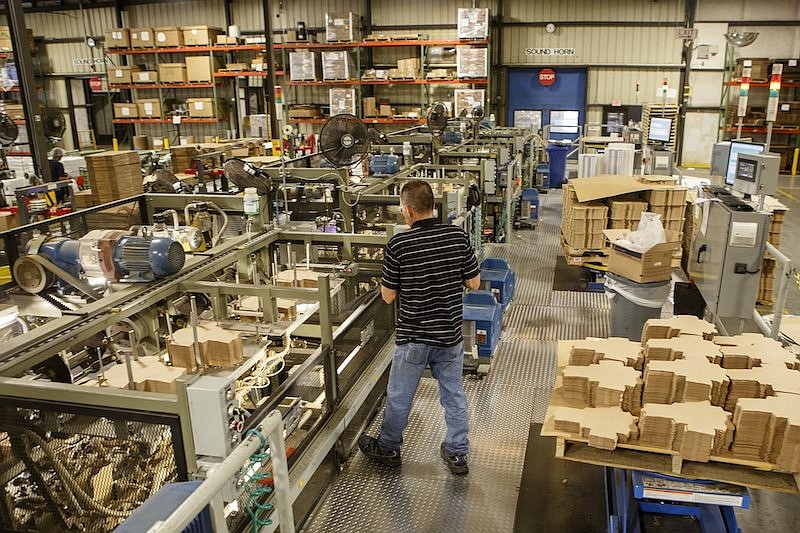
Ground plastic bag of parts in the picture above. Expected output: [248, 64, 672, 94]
[615, 212, 666, 253]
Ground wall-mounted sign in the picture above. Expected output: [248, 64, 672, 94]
[538, 68, 556, 86]
[88, 77, 103, 92]
[525, 48, 576, 56]
[675, 28, 698, 40]
[72, 57, 110, 66]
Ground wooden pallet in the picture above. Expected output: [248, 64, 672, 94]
[551, 436, 800, 493]
[364, 36, 391, 41]
[561, 238, 608, 266]
[543, 341, 800, 493]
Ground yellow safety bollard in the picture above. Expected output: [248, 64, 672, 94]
[112, 138, 119, 151]
[792, 148, 799, 176]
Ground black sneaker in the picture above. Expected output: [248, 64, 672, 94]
[358, 434, 401, 467]
[440, 442, 469, 475]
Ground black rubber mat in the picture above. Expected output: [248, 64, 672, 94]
[552, 256, 594, 292]
[513, 423, 607, 533]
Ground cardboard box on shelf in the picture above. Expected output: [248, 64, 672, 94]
[0, 211, 18, 231]
[130, 28, 154, 48]
[325, 12, 360, 42]
[246, 114, 270, 137]
[137, 99, 162, 118]
[186, 98, 215, 118]
[329, 88, 356, 116]
[457, 7, 490, 40]
[0, 26, 33, 51]
[185, 56, 220, 82]
[154, 27, 183, 47]
[604, 229, 681, 283]
[158, 63, 187, 83]
[216, 35, 239, 45]
[113, 103, 139, 118]
[250, 55, 268, 72]
[363, 96, 378, 117]
[457, 47, 488, 78]
[322, 50, 355, 80]
[104, 28, 130, 48]
[134, 71, 158, 84]
[109, 66, 142, 85]
[289, 51, 319, 81]
[287, 105, 321, 119]
[3, 104, 24, 120]
[379, 104, 393, 117]
[182, 25, 223, 46]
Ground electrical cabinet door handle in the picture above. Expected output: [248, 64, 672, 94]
[696, 244, 707, 264]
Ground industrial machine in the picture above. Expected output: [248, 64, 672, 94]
[688, 152, 780, 334]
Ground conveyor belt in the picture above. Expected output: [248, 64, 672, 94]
[302, 191, 610, 532]
[0, 229, 282, 376]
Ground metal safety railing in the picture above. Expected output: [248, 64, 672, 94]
[753, 241, 794, 340]
[149, 409, 295, 533]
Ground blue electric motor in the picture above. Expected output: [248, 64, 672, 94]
[480, 257, 516, 311]
[369, 154, 400, 176]
[463, 291, 503, 357]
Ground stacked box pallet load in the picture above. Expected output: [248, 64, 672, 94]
[85, 151, 142, 203]
[758, 198, 788, 305]
[542, 316, 800, 485]
[644, 186, 688, 267]
[561, 183, 608, 263]
[608, 198, 648, 230]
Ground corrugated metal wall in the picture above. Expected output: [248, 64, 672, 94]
[505, 0, 683, 22]
[125, 0, 226, 29]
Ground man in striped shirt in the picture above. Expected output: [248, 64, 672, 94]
[359, 180, 480, 475]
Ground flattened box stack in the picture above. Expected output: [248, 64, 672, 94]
[85, 150, 142, 203]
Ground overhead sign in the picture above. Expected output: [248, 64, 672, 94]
[675, 28, 698, 40]
[525, 48, 576, 56]
[538, 68, 556, 87]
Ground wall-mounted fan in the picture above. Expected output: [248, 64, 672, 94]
[42, 109, 66, 142]
[367, 125, 388, 145]
[319, 113, 370, 167]
[143, 168, 192, 193]
[427, 102, 449, 134]
[223, 158, 271, 194]
[0, 112, 18, 146]
[471, 105, 485, 121]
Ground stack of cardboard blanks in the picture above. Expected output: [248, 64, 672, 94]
[562, 360, 643, 414]
[714, 333, 799, 370]
[644, 186, 688, 241]
[568, 337, 644, 369]
[641, 315, 717, 344]
[608, 199, 648, 231]
[643, 359, 729, 406]
[562, 203, 608, 251]
[551, 405, 639, 450]
[167, 324, 243, 371]
[644, 336, 723, 365]
[724, 366, 800, 411]
[85, 151, 142, 203]
[731, 394, 800, 470]
[274, 268, 324, 288]
[86, 357, 186, 394]
[638, 401, 734, 462]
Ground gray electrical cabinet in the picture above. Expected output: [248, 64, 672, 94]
[688, 194, 769, 332]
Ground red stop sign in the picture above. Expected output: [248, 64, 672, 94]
[89, 77, 103, 91]
[538, 68, 556, 86]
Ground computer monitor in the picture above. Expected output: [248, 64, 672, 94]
[549, 110, 579, 133]
[725, 140, 765, 186]
[648, 117, 672, 142]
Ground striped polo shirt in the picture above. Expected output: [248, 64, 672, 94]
[382, 218, 480, 347]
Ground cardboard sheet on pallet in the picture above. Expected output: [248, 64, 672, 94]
[569, 175, 688, 204]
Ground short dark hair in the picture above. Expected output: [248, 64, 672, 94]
[400, 180, 433, 214]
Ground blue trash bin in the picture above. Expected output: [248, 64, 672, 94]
[547, 144, 571, 189]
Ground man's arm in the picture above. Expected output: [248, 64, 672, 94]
[381, 285, 397, 304]
[463, 273, 480, 291]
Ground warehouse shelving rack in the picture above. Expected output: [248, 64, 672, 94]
[276, 38, 489, 127]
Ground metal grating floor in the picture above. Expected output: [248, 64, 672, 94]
[301, 192, 609, 533]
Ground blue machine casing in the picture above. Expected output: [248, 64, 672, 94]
[369, 154, 400, 176]
[521, 188, 540, 222]
[114, 481, 212, 533]
[463, 291, 503, 357]
[480, 257, 516, 311]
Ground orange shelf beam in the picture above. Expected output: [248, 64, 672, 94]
[112, 117, 223, 124]
[109, 82, 218, 89]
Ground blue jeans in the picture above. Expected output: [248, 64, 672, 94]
[378, 342, 469, 456]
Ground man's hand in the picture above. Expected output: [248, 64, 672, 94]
[463, 274, 480, 291]
[381, 285, 397, 304]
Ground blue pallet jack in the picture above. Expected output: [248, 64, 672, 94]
[606, 468, 748, 533]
